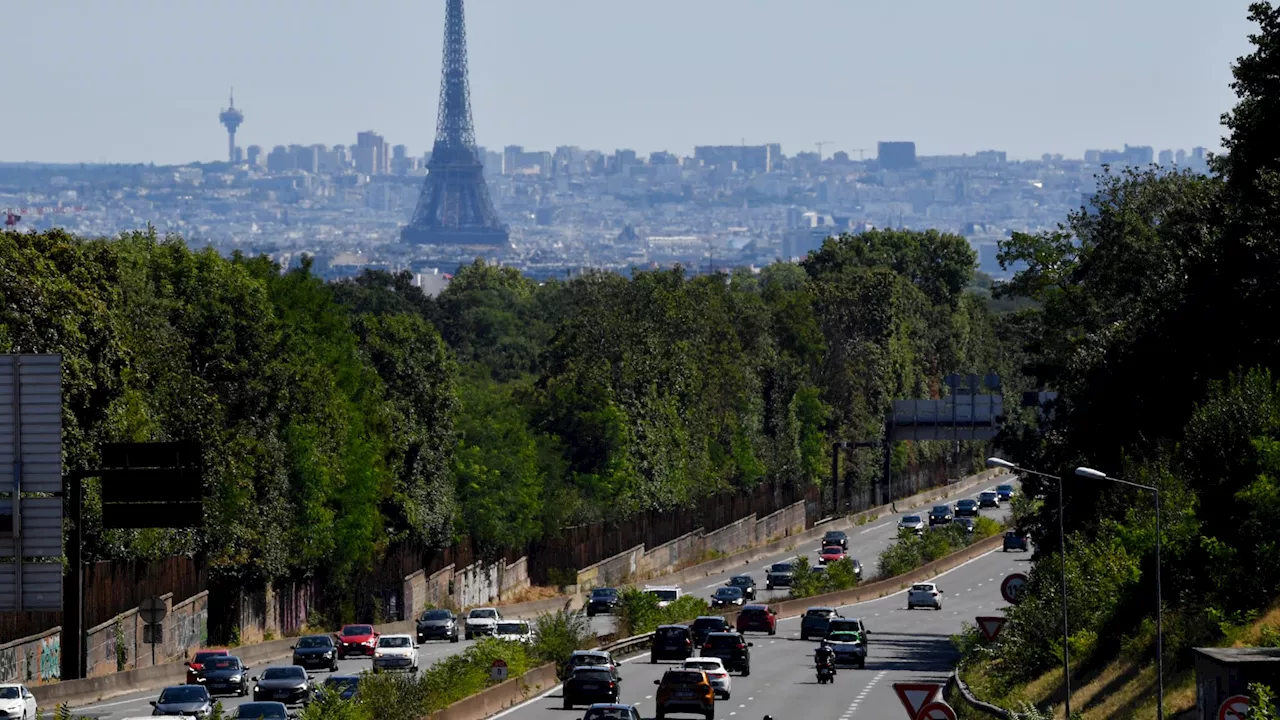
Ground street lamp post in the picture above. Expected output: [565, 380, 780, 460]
[1076, 466, 1163, 720]
[986, 457, 1072, 720]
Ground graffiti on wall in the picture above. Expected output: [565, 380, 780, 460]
[0, 646, 17, 684]
[176, 607, 207, 655]
[37, 636, 59, 682]
[0, 633, 60, 686]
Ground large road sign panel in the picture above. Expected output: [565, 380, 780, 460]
[893, 682, 942, 720]
[0, 562, 61, 610]
[1219, 694, 1250, 720]
[976, 616, 1007, 642]
[100, 441, 201, 470]
[0, 498, 63, 557]
[0, 355, 63, 494]
[100, 470, 202, 503]
[1001, 573, 1029, 604]
[916, 701, 958, 720]
[102, 502, 202, 529]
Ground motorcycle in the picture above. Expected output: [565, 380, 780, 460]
[816, 662, 835, 684]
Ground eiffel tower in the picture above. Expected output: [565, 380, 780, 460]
[401, 0, 509, 246]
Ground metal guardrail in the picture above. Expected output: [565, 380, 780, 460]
[950, 665, 1012, 719]
[601, 631, 655, 657]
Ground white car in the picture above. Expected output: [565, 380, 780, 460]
[682, 657, 731, 699]
[897, 515, 925, 535]
[643, 586, 682, 608]
[907, 582, 944, 610]
[465, 607, 501, 639]
[0, 684, 37, 720]
[372, 634, 419, 672]
[495, 620, 533, 643]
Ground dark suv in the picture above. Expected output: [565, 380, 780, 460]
[1003, 530, 1031, 552]
[765, 562, 794, 590]
[651, 624, 694, 663]
[928, 504, 953, 525]
[700, 631, 752, 675]
[727, 575, 757, 600]
[562, 666, 619, 709]
[690, 616, 732, 645]
[586, 588, 621, 617]
[954, 499, 979, 517]
[821, 529, 849, 550]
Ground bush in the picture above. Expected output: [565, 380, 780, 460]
[615, 589, 711, 636]
[875, 518, 1002, 581]
[789, 556, 861, 599]
[531, 606, 594, 665]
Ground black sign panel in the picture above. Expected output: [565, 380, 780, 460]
[99, 470, 202, 503]
[102, 502, 202, 529]
[100, 441, 201, 471]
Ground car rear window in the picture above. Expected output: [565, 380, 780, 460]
[706, 634, 741, 647]
[805, 609, 833, 617]
[912, 584, 934, 591]
[572, 669, 612, 682]
[827, 631, 860, 642]
[665, 671, 705, 685]
[571, 653, 609, 666]
[657, 627, 688, 638]
[740, 607, 766, 617]
[693, 617, 726, 628]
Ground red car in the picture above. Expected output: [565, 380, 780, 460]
[185, 648, 230, 684]
[819, 544, 847, 564]
[735, 604, 777, 635]
[335, 624, 379, 658]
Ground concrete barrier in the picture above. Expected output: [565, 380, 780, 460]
[576, 544, 643, 591]
[637, 530, 704, 579]
[704, 513, 757, 556]
[430, 662, 558, 720]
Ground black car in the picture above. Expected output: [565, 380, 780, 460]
[151, 684, 213, 718]
[416, 609, 460, 643]
[800, 607, 839, 641]
[689, 615, 732, 645]
[996, 484, 1016, 501]
[587, 588, 621, 617]
[978, 490, 1001, 508]
[1003, 530, 1031, 552]
[700, 631, 752, 675]
[650, 624, 694, 662]
[197, 655, 249, 697]
[234, 702, 288, 719]
[563, 666, 619, 709]
[710, 586, 745, 608]
[955, 499, 979, 517]
[727, 575, 756, 600]
[321, 675, 360, 701]
[765, 562, 794, 589]
[252, 665, 313, 706]
[955, 517, 976, 534]
[291, 635, 338, 672]
[821, 529, 849, 550]
[929, 504, 953, 525]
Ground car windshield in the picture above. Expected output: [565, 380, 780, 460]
[497, 622, 528, 634]
[664, 671, 704, 685]
[770, 563, 792, 572]
[932, 506, 949, 513]
[1006, 531, 1021, 537]
[822, 545, 842, 552]
[647, 589, 678, 601]
[422, 610, 452, 620]
[901, 516, 920, 523]
[572, 669, 612, 682]
[0, 688, 18, 700]
[805, 609, 833, 617]
[469, 609, 498, 619]
[584, 708, 635, 720]
[379, 636, 412, 647]
[297, 636, 331, 648]
[591, 588, 617, 598]
[237, 703, 287, 719]
[998, 485, 1013, 491]
[262, 667, 305, 680]
[981, 491, 996, 497]
[206, 658, 240, 670]
[194, 651, 226, 663]
[958, 499, 975, 505]
[342, 625, 373, 636]
[729, 576, 752, 586]
[160, 686, 209, 703]
[827, 632, 860, 642]
[715, 587, 741, 597]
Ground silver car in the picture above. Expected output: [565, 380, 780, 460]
[897, 515, 925, 535]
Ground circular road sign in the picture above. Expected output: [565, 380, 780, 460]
[139, 596, 168, 625]
[1001, 573, 1029, 604]
[916, 700, 958, 720]
[1219, 694, 1250, 720]
[490, 658, 509, 682]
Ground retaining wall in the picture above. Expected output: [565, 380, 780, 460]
[637, 530, 703, 579]
[404, 557, 530, 621]
[755, 501, 805, 545]
[501, 557, 530, 597]
[0, 626, 60, 686]
[704, 513, 757, 556]
[576, 545, 643, 591]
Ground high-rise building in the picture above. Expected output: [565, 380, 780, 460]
[266, 145, 296, 173]
[877, 142, 917, 171]
[247, 145, 263, 168]
[355, 131, 388, 175]
[1158, 149, 1174, 166]
[1176, 149, 1188, 165]
[694, 145, 773, 173]
[294, 145, 318, 174]
[1124, 144, 1154, 166]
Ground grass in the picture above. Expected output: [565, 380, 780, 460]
[499, 584, 562, 605]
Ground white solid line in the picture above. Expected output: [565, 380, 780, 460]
[858, 521, 893, 535]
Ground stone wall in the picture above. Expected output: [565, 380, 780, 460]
[703, 513, 758, 556]
[575, 545, 643, 591]
[754, 501, 805, 545]
[83, 590, 210, 678]
[403, 558, 530, 620]
[501, 557, 529, 597]
[0, 626, 60, 686]
[637, 530, 703, 579]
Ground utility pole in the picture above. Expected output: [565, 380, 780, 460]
[814, 141, 833, 161]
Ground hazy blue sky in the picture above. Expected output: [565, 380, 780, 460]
[1, 0, 1257, 165]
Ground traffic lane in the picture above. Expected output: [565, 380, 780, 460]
[502, 549, 1030, 720]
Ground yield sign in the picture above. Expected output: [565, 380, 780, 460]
[1001, 573, 1030, 604]
[976, 616, 1007, 641]
[916, 700, 958, 720]
[893, 682, 942, 720]
[1219, 694, 1250, 720]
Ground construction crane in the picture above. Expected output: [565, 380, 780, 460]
[815, 141, 833, 161]
[850, 148, 870, 161]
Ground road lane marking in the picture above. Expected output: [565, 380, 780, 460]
[858, 521, 892, 534]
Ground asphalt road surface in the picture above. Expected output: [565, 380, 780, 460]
[62, 476, 1013, 718]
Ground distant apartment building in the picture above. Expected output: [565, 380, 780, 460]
[1084, 144, 1154, 166]
[878, 142, 917, 171]
[502, 145, 552, 175]
[1158, 149, 1174, 166]
[294, 145, 318, 174]
[693, 145, 775, 173]
[247, 145, 263, 168]
[266, 145, 296, 173]
[355, 131, 389, 175]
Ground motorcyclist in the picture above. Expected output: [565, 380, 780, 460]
[815, 640, 837, 675]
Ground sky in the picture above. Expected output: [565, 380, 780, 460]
[0, 0, 1259, 165]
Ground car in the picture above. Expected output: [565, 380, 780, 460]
[373, 633, 419, 672]
[700, 631, 751, 675]
[690, 616, 733, 645]
[800, 607, 840, 641]
[996, 484, 1016, 501]
[978, 490, 1001, 508]
[416, 608, 460, 643]
[734, 604, 776, 635]
[251, 665, 313, 706]
[495, 620, 533, 643]
[653, 668, 715, 720]
[907, 582, 944, 610]
[586, 588, 621, 616]
[0, 684, 36, 720]
[464, 607, 501, 639]
[821, 529, 849, 550]
[897, 515, 925, 535]
[580, 703, 643, 720]
[335, 624, 379, 658]
[650, 624, 694, 663]
[320, 675, 360, 701]
[1003, 530, 1031, 552]
[291, 635, 338, 672]
[196, 655, 249, 697]
[955, 498, 980, 517]
[954, 517, 976, 534]
[819, 544, 846, 564]
[827, 618, 870, 653]
[682, 657, 732, 699]
[233, 702, 288, 719]
[643, 586, 682, 608]
[710, 586, 745, 608]
[822, 630, 866, 668]
[563, 666, 620, 709]
[564, 650, 620, 680]
[150, 684, 212, 718]
[928, 505, 953, 525]
[765, 562, 794, 589]
[726, 575, 756, 601]
[185, 649, 230, 685]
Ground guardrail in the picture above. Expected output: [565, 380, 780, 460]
[950, 664, 1013, 719]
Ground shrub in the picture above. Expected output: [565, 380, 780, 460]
[531, 606, 594, 664]
[789, 556, 861, 599]
[615, 589, 710, 636]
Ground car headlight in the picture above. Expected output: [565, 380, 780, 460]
[324, 650, 334, 657]
[254, 685, 261, 692]
[230, 675, 242, 682]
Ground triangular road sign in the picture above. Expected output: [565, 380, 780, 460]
[917, 700, 959, 720]
[893, 682, 942, 719]
[976, 616, 1007, 642]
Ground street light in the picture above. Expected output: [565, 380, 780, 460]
[1075, 466, 1163, 720]
[986, 457, 1072, 720]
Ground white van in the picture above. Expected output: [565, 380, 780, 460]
[643, 585, 682, 608]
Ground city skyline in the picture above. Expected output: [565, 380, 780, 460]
[2, 0, 1255, 165]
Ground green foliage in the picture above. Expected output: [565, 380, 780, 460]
[1249, 683, 1280, 720]
[875, 520, 1000, 581]
[529, 607, 595, 664]
[615, 588, 712, 637]
[788, 555, 861, 599]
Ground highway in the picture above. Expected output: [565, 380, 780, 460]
[63, 475, 1011, 718]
